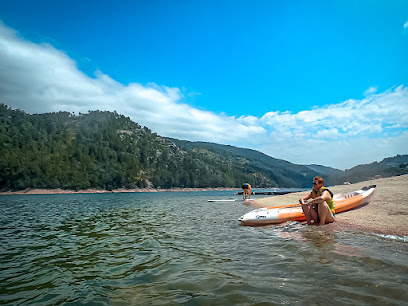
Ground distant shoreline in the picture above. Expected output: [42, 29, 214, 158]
[0, 187, 239, 195]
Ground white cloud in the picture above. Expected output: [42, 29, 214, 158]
[257, 88, 408, 144]
[0, 22, 264, 144]
[404, 20, 408, 29]
[1, 21, 407, 170]
[364, 86, 377, 96]
[254, 86, 408, 168]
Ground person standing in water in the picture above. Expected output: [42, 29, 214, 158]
[242, 183, 252, 200]
[299, 177, 335, 225]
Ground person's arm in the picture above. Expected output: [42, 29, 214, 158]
[306, 190, 331, 205]
[299, 192, 311, 205]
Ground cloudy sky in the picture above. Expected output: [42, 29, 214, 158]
[0, 1, 407, 170]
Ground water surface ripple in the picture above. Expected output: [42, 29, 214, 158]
[1, 192, 407, 305]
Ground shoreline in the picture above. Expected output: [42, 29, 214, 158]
[252, 174, 408, 238]
[2, 175, 407, 238]
[0, 187, 239, 195]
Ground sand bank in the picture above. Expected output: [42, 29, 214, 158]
[252, 174, 408, 237]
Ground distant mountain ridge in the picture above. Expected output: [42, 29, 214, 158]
[340, 155, 408, 183]
[169, 139, 408, 186]
[304, 164, 343, 176]
[306, 156, 408, 184]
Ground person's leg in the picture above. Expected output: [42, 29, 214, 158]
[301, 205, 313, 225]
[243, 189, 249, 200]
[318, 202, 335, 225]
[310, 207, 319, 224]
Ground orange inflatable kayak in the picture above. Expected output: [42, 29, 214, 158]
[238, 185, 376, 226]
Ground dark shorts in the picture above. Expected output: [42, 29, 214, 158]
[313, 203, 335, 216]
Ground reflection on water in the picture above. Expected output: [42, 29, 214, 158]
[1, 192, 407, 305]
[334, 243, 366, 258]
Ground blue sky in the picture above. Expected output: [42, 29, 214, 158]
[1, 0, 407, 169]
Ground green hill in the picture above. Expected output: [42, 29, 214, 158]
[338, 155, 408, 183]
[1, 103, 406, 191]
[0, 104, 318, 191]
[167, 139, 319, 187]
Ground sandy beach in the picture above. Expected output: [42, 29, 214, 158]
[252, 174, 408, 237]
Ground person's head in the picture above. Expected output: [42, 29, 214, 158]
[312, 177, 324, 189]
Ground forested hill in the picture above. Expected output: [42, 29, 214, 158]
[167, 138, 318, 186]
[1, 104, 407, 192]
[0, 104, 318, 191]
[339, 155, 408, 183]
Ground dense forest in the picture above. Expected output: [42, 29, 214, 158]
[1, 104, 407, 192]
[0, 104, 317, 191]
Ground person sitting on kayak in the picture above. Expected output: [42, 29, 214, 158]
[242, 183, 252, 200]
[299, 177, 335, 225]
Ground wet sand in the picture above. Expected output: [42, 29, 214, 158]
[252, 174, 408, 237]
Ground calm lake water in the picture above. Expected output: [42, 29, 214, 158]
[1, 191, 407, 305]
